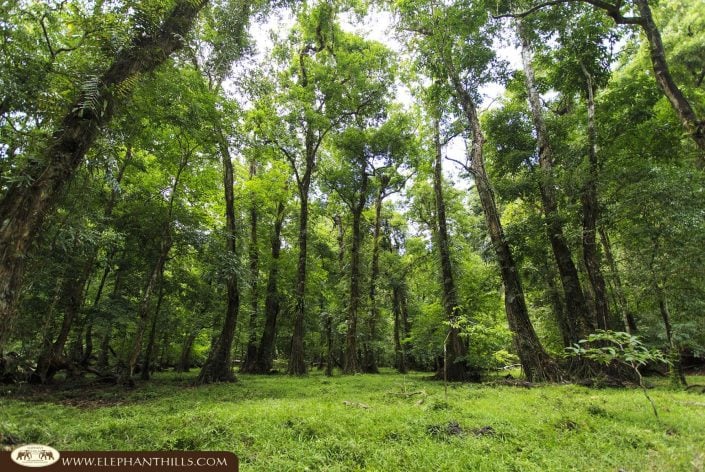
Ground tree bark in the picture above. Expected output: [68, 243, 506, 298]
[443, 50, 562, 382]
[253, 201, 285, 374]
[519, 23, 594, 343]
[0, 0, 208, 351]
[580, 66, 611, 332]
[198, 130, 240, 384]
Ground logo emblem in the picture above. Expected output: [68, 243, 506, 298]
[11, 445, 60, 468]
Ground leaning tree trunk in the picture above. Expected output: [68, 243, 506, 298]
[0, 0, 208, 351]
[431, 117, 474, 382]
[241, 161, 260, 373]
[519, 23, 594, 343]
[198, 131, 240, 384]
[443, 51, 562, 382]
[580, 66, 611, 331]
[253, 201, 285, 374]
[632, 0, 705, 165]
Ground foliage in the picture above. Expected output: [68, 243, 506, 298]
[567, 330, 670, 417]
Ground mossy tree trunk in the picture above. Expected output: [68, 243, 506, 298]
[0, 0, 209, 351]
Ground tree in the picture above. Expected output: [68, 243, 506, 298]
[496, 0, 705, 167]
[0, 0, 209, 351]
[396, 0, 562, 381]
[252, 3, 396, 374]
[518, 20, 595, 344]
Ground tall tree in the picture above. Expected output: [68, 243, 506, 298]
[396, 0, 562, 381]
[497, 0, 705, 166]
[0, 0, 209, 351]
[431, 116, 474, 381]
[197, 127, 240, 383]
[252, 3, 395, 374]
[518, 21, 594, 343]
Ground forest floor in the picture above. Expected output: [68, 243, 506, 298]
[1, 369, 704, 471]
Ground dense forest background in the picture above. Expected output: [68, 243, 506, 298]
[1, 0, 704, 387]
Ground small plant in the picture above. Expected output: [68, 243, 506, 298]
[566, 330, 669, 418]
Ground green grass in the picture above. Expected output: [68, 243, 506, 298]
[2, 370, 704, 471]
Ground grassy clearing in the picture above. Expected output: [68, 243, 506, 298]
[1, 370, 704, 471]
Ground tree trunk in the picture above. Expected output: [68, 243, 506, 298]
[288, 179, 310, 376]
[96, 253, 127, 371]
[344, 170, 367, 374]
[580, 66, 611, 332]
[519, 23, 594, 343]
[392, 281, 408, 374]
[253, 201, 285, 374]
[78, 148, 133, 366]
[119, 238, 171, 385]
[0, 0, 208, 351]
[198, 131, 240, 384]
[543, 258, 572, 346]
[443, 51, 562, 381]
[631, 0, 705, 165]
[33, 246, 94, 383]
[656, 287, 687, 386]
[120, 148, 188, 385]
[288, 117, 316, 376]
[140, 284, 165, 380]
[97, 323, 112, 371]
[362, 182, 385, 374]
[241, 161, 260, 373]
[599, 227, 637, 333]
[81, 248, 117, 366]
[431, 117, 474, 382]
[176, 331, 199, 372]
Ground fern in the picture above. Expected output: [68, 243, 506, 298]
[76, 75, 102, 117]
[115, 73, 141, 98]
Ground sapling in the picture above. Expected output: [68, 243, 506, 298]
[566, 330, 669, 418]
